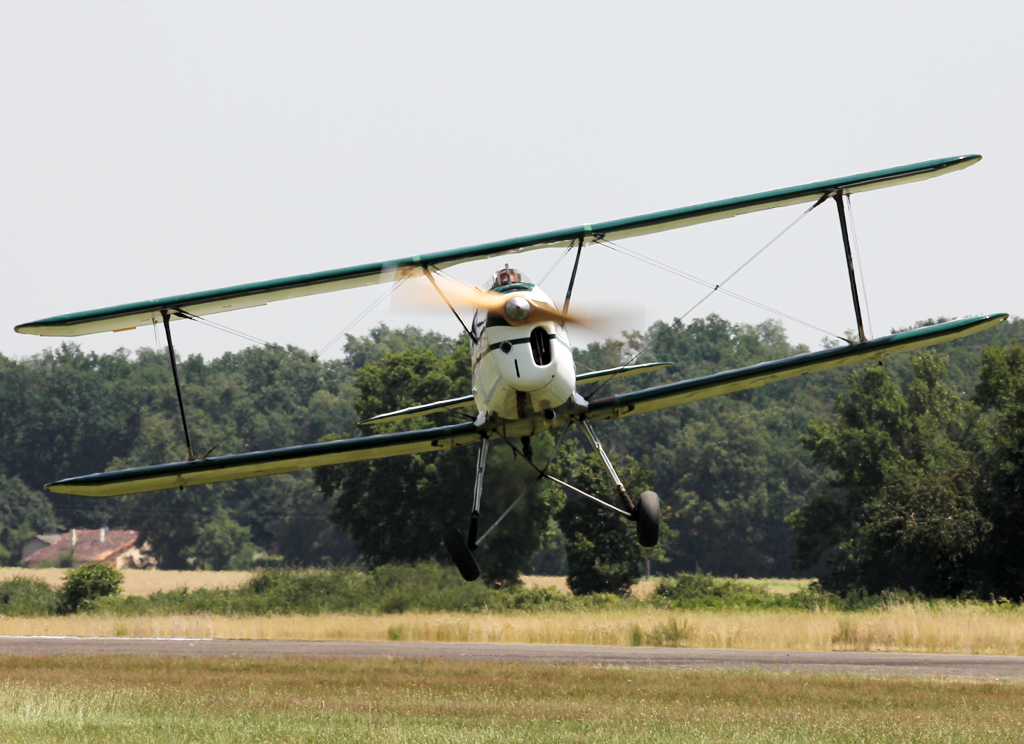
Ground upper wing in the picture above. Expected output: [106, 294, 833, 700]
[586, 314, 1007, 421]
[46, 422, 481, 497]
[16, 155, 979, 337]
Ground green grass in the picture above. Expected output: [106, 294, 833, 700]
[0, 655, 1020, 743]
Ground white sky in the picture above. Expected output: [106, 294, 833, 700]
[1, 2, 1020, 361]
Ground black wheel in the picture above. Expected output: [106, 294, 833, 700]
[443, 528, 481, 582]
[636, 491, 660, 547]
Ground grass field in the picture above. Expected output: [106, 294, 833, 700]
[4, 602, 1024, 656]
[0, 654, 1020, 743]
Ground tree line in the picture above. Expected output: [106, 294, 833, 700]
[1, 314, 1022, 597]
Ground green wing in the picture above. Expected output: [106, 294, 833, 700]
[46, 422, 481, 497]
[585, 314, 1006, 421]
[16, 155, 979, 337]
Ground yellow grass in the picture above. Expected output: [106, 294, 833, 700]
[4, 603, 1024, 656]
[0, 567, 250, 595]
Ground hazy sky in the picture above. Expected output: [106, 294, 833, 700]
[2, 3, 1020, 362]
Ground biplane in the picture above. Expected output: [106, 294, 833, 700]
[16, 154, 1005, 581]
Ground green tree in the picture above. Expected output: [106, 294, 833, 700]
[658, 407, 803, 576]
[183, 506, 259, 570]
[253, 473, 359, 566]
[791, 352, 988, 595]
[973, 341, 1024, 598]
[556, 447, 648, 596]
[0, 474, 57, 566]
[59, 563, 123, 613]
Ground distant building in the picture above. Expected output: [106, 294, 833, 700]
[22, 528, 156, 569]
[20, 534, 61, 562]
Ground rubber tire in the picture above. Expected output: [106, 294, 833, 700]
[443, 528, 481, 582]
[636, 491, 660, 547]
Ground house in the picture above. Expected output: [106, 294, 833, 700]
[20, 534, 60, 562]
[22, 528, 156, 569]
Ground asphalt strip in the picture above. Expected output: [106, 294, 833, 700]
[1, 636, 1023, 678]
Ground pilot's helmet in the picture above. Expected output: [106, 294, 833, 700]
[488, 267, 530, 288]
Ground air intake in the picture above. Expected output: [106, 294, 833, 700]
[530, 328, 551, 366]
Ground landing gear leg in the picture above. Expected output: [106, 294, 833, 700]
[580, 419, 660, 547]
[467, 438, 489, 549]
[444, 438, 487, 582]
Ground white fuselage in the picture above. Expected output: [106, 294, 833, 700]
[470, 284, 578, 426]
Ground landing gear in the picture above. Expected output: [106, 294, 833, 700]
[443, 528, 480, 582]
[445, 438, 488, 581]
[521, 436, 533, 462]
[580, 419, 659, 548]
[636, 491, 660, 547]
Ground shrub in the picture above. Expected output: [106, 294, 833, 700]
[653, 572, 828, 610]
[0, 577, 58, 616]
[60, 563, 124, 613]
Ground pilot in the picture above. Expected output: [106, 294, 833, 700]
[493, 266, 523, 287]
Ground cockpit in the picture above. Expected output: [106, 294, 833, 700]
[486, 267, 533, 291]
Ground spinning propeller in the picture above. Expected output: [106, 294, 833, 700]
[397, 273, 628, 332]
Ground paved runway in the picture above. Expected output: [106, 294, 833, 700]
[2, 635, 1023, 678]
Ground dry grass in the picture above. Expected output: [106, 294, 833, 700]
[5, 603, 1024, 656]
[0, 654, 1022, 743]
[0, 567, 251, 595]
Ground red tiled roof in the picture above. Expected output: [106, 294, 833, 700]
[24, 529, 139, 566]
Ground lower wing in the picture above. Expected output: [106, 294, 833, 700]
[47, 422, 481, 497]
[585, 314, 1007, 420]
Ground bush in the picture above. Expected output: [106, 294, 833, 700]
[0, 577, 58, 616]
[59, 563, 124, 613]
[89, 564, 628, 617]
[653, 572, 833, 610]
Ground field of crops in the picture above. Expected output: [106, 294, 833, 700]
[0, 567, 251, 595]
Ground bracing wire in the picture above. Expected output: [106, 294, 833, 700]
[178, 280, 408, 366]
[585, 197, 832, 399]
[601, 239, 844, 342]
[179, 312, 330, 367]
[845, 194, 874, 339]
[317, 278, 408, 358]
[538, 245, 574, 285]
[431, 268, 479, 291]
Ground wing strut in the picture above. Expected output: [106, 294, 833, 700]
[161, 310, 197, 462]
[834, 192, 868, 344]
[424, 268, 477, 343]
